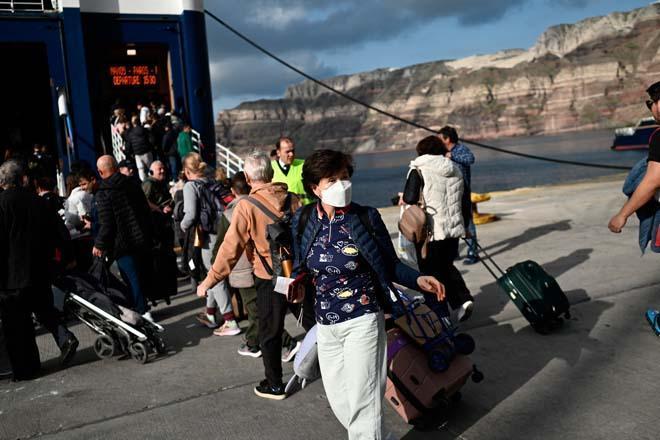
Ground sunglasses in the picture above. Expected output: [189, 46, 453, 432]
[647, 99, 658, 110]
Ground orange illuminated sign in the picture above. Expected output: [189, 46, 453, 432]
[109, 65, 159, 87]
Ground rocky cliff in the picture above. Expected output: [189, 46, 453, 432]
[216, 4, 660, 154]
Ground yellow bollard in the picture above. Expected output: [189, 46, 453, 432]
[471, 192, 498, 225]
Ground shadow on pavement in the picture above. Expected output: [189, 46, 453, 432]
[399, 289, 613, 439]
[481, 220, 572, 258]
[466, 248, 594, 326]
[395, 247, 599, 438]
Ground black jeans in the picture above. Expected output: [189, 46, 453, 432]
[417, 238, 473, 310]
[255, 277, 315, 386]
[0, 289, 40, 379]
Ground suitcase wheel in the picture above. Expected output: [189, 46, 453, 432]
[532, 322, 550, 335]
[471, 365, 484, 383]
[564, 310, 571, 320]
[453, 333, 475, 355]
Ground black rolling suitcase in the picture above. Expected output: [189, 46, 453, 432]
[472, 241, 570, 334]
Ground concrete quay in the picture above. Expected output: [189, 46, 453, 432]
[1, 177, 660, 440]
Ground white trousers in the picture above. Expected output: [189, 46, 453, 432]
[135, 152, 153, 181]
[317, 312, 387, 440]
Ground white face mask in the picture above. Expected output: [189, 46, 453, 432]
[321, 180, 352, 208]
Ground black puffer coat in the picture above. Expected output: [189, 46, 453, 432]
[94, 172, 152, 258]
[123, 125, 153, 156]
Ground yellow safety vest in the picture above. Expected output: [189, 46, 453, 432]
[271, 159, 313, 205]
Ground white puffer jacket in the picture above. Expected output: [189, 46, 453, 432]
[408, 154, 465, 241]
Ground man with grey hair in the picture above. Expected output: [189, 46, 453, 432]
[196, 150, 306, 400]
[0, 160, 78, 380]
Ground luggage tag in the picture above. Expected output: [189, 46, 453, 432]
[188, 259, 196, 271]
[274, 276, 294, 295]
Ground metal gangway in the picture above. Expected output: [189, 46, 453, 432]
[191, 129, 244, 177]
[110, 124, 243, 177]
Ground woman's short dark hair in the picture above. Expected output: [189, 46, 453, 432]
[302, 149, 354, 197]
[439, 126, 459, 144]
[416, 136, 447, 156]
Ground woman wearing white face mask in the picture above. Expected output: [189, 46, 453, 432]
[292, 149, 446, 440]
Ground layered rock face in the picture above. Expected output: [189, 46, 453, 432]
[216, 4, 660, 155]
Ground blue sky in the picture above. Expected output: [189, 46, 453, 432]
[205, 0, 652, 113]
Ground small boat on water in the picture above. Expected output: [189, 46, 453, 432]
[611, 117, 659, 151]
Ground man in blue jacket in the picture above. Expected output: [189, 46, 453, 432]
[439, 126, 479, 265]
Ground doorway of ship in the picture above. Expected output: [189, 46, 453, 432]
[0, 43, 57, 169]
[92, 44, 173, 155]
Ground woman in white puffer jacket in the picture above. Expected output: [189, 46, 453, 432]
[402, 135, 475, 321]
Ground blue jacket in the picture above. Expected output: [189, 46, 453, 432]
[622, 157, 660, 253]
[292, 203, 421, 303]
[450, 142, 475, 188]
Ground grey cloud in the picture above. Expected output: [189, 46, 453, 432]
[205, 0, 528, 57]
[210, 52, 336, 110]
[203, 0, 591, 108]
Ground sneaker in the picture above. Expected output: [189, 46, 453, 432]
[142, 312, 156, 323]
[213, 320, 241, 336]
[645, 309, 660, 336]
[60, 335, 79, 366]
[254, 379, 287, 400]
[463, 256, 480, 265]
[457, 301, 474, 322]
[281, 340, 302, 363]
[196, 312, 219, 329]
[238, 343, 262, 358]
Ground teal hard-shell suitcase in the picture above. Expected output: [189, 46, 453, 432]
[473, 242, 570, 334]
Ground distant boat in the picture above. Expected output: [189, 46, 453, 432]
[611, 117, 659, 151]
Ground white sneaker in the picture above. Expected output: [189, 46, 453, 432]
[281, 340, 302, 363]
[457, 301, 474, 322]
[213, 320, 241, 336]
[142, 312, 156, 323]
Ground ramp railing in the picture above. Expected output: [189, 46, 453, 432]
[191, 128, 244, 177]
[216, 143, 244, 177]
[0, 0, 57, 12]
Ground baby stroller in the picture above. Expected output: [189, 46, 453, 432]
[52, 271, 166, 364]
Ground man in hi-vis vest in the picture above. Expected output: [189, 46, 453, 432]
[271, 137, 313, 205]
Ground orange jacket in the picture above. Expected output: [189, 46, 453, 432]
[204, 182, 299, 287]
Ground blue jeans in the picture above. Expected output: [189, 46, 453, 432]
[116, 254, 149, 314]
[168, 155, 180, 181]
[465, 217, 478, 259]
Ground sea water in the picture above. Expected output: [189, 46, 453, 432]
[351, 129, 647, 207]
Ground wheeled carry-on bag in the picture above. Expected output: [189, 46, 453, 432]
[385, 328, 483, 425]
[470, 241, 570, 334]
[385, 288, 483, 426]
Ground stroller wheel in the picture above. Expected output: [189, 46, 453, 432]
[453, 333, 475, 355]
[154, 336, 167, 355]
[94, 335, 116, 359]
[129, 342, 149, 364]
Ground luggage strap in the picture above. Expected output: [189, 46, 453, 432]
[387, 370, 429, 414]
[462, 238, 506, 280]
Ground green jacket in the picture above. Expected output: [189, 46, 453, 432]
[177, 131, 193, 158]
[271, 159, 313, 205]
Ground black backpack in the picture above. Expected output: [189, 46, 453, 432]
[191, 180, 224, 234]
[246, 194, 294, 283]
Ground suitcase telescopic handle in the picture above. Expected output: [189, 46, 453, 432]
[462, 238, 506, 279]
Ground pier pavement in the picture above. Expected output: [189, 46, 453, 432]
[1, 178, 659, 440]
